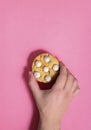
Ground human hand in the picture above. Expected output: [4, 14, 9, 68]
[29, 62, 80, 130]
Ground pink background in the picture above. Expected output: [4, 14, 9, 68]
[0, 0, 91, 130]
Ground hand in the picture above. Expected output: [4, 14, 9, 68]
[29, 62, 80, 130]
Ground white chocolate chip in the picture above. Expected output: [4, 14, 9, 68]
[44, 75, 51, 82]
[44, 56, 51, 62]
[34, 72, 41, 78]
[35, 60, 42, 67]
[53, 64, 59, 71]
[43, 66, 49, 72]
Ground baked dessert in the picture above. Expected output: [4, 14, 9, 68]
[32, 53, 60, 83]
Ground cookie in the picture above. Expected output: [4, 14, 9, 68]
[32, 53, 60, 83]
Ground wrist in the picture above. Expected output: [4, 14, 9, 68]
[38, 115, 61, 130]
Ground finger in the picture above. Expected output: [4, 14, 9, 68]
[73, 87, 80, 96]
[66, 68, 76, 80]
[64, 71, 74, 91]
[29, 72, 41, 99]
[53, 62, 68, 89]
[71, 79, 79, 92]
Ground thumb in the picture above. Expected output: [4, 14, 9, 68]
[29, 72, 41, 100]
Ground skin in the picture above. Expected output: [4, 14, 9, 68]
[29, 62, 80, 130]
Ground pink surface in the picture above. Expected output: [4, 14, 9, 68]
[0, 0, 91, 130]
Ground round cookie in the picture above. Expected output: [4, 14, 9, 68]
[32, 53, 60, 83]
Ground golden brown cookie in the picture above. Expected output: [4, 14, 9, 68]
[32, 53, 60, 83]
